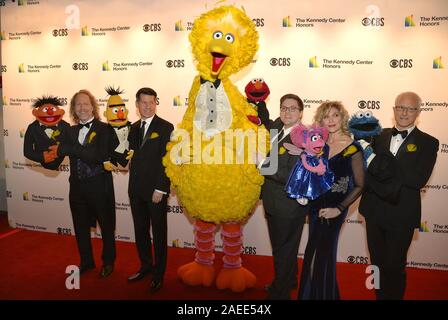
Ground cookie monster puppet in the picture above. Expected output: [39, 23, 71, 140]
[348, 110, 401, 201]
[24, 95, 70, 170]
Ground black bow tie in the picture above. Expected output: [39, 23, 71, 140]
[79, 121, 92, 129]
[43, 125, 58, 131]
[200, 77, 221, 89]
[392, 127, 408, 139]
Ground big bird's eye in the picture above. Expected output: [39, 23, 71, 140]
[311, 135, 319, 142]
[113, 108, 118, 114]
[355, 111, 365, 119]
[364, 111, 372, 118]
[213, 31, 223, 39]
[225, 33, 234, 43]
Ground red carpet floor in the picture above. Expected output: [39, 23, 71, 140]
[0, 214, 447, 300]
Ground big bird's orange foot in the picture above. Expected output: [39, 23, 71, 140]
[216, 267, 256, 292]
[177, 261, 215, 287]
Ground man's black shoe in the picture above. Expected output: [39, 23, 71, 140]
[79, 263, 95, 275]
[99, 265, 114, 278]
[128, 269, 151, 282]
[149, 279, 163, 293]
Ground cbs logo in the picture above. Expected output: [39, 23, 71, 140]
[362, 17, 385, 26]
[72, 63, 88, 71]
[143, 23, 162, 32]
[1, 65, 6, 72]
[390, 59, 413, 68]
[52, 29, 68, 37]
[166, 59, 185, 68]
[270, 57, 291, 67]
[347, 256, 369, 264]
[358, 100, 380, 110]
[243, 246, 257, 255]
[252, 18, 264, 27]
[58, 98, 68, 106]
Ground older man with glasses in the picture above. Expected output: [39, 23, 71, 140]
[359, 91, 439, 300]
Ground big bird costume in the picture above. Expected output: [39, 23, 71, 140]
[163, 5, 269, 292]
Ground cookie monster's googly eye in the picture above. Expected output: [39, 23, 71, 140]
[311, 135, 319, 142]
[225, 33, 234, 43]
[365, 111, 372, 118]
[113, 108, 118, 114]
[213, 31, 223, 39]
[355, 111, 365, 119]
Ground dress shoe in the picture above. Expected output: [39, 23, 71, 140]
[128, 269, 151, 282]
[79, 263, 95, 275]
[99, 265, 114, 278]
[149, 279, 163, 293]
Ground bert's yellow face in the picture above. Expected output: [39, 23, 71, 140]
[104, 104, 128, 127]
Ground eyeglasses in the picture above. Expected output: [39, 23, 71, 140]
[280, 106, 300, 113]
[394, 106, 419, 113]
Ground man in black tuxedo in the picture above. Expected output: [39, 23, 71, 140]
[260, 94, 308, 299]
[127, 87, 174, 293]
[359, 91, 439, 300]
[53, 89, 117, 278]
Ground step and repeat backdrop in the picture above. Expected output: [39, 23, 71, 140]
[1, 0, 447, 270]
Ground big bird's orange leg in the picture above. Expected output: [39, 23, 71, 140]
[177, 219, 216, 287]
[216, 222, 256, 292]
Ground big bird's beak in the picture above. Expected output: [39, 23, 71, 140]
[209, 39, 232, 76]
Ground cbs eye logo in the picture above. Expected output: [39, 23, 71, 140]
[52, 29, 68, 37]
[72, 63, 88, 71]
[390, 59, 413, 68]
[166, 59, 185, 68]
[358, 100, 380, 110]
[143, 23, 161, 32]
[362, 17, 385, 26]
[270, 57, 291, 67]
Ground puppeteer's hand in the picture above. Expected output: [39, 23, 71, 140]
[358, 139, 376, 166]
[152, 191, 163, 204]
[103, 161, 118, 172]
[125, 149, 134, 161]
[297, 198, 309, 206]
[318, 207, 341, 219]
[43, 151, 57, 163]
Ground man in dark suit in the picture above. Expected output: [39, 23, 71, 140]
[53, 89, 117, 278]
[359, 92, 439, 300]
[127, 87, 174, 293]
[260, 94, 308, 299]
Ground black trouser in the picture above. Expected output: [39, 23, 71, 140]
[266, 210, 305, 300]
[130, 194, 168, 281]
[366, 218, 415, 300]
[69, 174, 116, 267]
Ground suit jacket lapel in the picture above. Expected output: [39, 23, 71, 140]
[82, 119, 96, 146]
[396, 127, 418, 160]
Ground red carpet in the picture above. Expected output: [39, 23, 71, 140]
[0, 214, 447, 300]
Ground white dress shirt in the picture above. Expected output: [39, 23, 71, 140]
[389, 125, 415, 156]
[78, 117, 95, 144]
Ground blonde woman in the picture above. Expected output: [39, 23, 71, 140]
[298, 101, 365, 300]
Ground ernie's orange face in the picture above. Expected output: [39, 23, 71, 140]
[32, 104, 65, 126]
